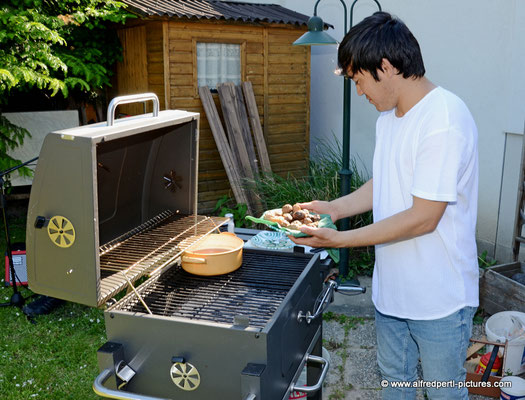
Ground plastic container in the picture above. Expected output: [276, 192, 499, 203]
[475, 352, 502, 376]
[485, 311, 525, 375]
[500, 376, 525, 400]
[288, 390, 307, 399]
[225, 213, 235, 233]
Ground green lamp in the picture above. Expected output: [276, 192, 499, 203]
[293, 0, 381, 281]
[293, 15, 338, 46]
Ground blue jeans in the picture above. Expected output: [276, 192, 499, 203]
[375, 306, 477, 400]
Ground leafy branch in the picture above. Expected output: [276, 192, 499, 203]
[0, 0, 135, 181]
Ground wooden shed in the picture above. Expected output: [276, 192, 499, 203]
[113, 0, 313, 211]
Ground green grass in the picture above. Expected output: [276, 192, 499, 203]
[0, 286, 106, 399]
[1, 208, 105, 400]
[252, 141, 371, 214]
[2, 214, 26, 247]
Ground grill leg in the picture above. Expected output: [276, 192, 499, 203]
[307, 327, 323, 400]
[97, 342, 126, 390]
[241, 363, 266, 399]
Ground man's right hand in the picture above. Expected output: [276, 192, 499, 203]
[298, 200, 339, 223]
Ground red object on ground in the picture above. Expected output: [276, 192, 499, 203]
[475, 351, 502, 376]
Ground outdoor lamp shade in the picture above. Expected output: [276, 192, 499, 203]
[293, 15, 338, 46]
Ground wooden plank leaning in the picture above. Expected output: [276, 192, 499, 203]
[198, 86, 253, 214]
[242, 81, 272, 176]
[233, 83, 259, 176]
[216, 83, 255, 180]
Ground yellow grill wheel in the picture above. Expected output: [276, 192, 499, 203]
[47, 216, 76, 248]
[170, 362, 200, 391]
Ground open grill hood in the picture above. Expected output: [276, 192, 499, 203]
[26, 94, 227, 307]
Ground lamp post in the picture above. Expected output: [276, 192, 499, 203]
[294, 0, 381, 279]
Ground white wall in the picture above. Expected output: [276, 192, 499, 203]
[228, 0, 525, 261]
[5, 111, 80, 186]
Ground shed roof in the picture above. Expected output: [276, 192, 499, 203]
[121, 0, 328, 27]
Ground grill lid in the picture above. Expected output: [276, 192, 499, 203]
[26, 94, 226, 307]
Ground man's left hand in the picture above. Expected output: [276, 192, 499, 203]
[288, 226, 342, 248]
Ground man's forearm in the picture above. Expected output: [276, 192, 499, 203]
[330, 178, 373, 221]
[289, 196, 447, 249]
[336, 196, 447, 247]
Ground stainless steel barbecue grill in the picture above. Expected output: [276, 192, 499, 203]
[98, 248, 327, 400]
[26, 94, 363, 400]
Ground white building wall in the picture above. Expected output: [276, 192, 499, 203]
[4, 111, 80, 186]
[227, 0, 525, 261]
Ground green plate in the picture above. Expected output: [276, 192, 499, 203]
[245, 209, 340, 263]
[246, 209, 336, 237]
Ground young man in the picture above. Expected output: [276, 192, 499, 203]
[290, 11, 479, 400]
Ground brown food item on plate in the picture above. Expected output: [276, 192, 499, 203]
[265, 203, 321, 231]
[283, 213, 294, 222]
[282, 204, 293, 214]
[293, 210, 306, 220]
[264, 213, 284, 224]
[290, 221, 303, 230]
[311, 213, 321, 222]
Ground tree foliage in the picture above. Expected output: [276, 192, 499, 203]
[0, 0, 135, 179]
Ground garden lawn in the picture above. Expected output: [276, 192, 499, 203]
[0, 284, 105, 399]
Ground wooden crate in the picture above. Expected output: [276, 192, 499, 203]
[480, 262, 525, 315]
[465, 338, 508, 398]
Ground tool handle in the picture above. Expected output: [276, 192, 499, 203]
[481, 345, 499, 382]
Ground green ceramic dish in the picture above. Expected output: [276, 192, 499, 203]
[245, 209, 340, 262]
[246, 209, 336, 237]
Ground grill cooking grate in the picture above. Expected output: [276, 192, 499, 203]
[116, 250, 311, 328]
[99, 211, 225, 278]
[97, 211, 227, 305]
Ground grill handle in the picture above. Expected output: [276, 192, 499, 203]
[93, 368, 170, 400]
[181, 256, 207, 264]
[107, 93, 160, 126]
[290, 354, 330, 394]
[297, 280, 365, 324]
[94, 367, 258, 400]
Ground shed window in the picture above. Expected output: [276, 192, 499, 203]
[197, 43, 241, 90]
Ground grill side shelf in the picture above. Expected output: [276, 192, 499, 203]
[97, 212, 227, 307]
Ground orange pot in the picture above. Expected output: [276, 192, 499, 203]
[181, 232, 243, 276]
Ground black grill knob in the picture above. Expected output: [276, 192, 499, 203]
[34, 216, 47, 229]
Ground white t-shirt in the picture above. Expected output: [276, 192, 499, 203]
[371, 86, 479, 320]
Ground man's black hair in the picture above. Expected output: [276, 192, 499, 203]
[338, 11, 425, 81]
